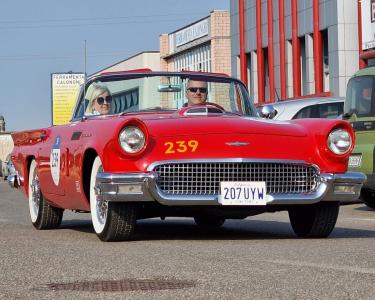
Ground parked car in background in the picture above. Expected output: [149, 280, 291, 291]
[344, 66, 375, 209]
[258, 97, 344, 120]
[8, 70, 364, 241]
[2, 153, 15, 180]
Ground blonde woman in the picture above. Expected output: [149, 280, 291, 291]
[86, 83, 112, 115]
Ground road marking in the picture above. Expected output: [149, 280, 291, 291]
[346, 218, 375, 222]
[263, 259, 375, 275]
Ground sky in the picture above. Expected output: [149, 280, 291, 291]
[0, 0, 229, 132]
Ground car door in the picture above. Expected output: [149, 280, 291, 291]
[38, 121, 90, 209]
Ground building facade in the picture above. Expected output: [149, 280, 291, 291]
[160, 10, 231, 75]
[91, 51, 160, 113]
[231, 0, 360, 103]
[358, 0, 375, 67]
[93, 51, 160, 74]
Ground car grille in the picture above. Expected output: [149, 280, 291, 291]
[153, 162, 319, 195]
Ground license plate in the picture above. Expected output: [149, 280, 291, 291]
[219, 182, 268, 205]
[348, 154, 362, 168]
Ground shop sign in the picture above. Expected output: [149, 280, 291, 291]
[175, 19, 209, 47]
[362, 0, 375, 50]
[51, 73, 85, 125]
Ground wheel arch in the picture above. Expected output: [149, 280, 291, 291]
[82, 148, 98, 205]
[24, 155, 36, 196]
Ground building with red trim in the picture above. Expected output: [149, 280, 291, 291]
[231, 0, 364, 104]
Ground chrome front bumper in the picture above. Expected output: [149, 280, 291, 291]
[95, 171, 366, 206]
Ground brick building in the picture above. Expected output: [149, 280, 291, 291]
[160, 10, 231, 75]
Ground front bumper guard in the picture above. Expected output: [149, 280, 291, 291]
[95, 171, 366, 206]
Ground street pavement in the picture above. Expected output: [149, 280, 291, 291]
[0, 180, 375, 299]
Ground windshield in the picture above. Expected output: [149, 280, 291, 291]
[74, 73, 256, 118]
[345, 75, 375, 117]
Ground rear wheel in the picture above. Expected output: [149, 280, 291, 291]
[360, 188, 375, 209]
[90, 156, 137, 241]
[194, 216, 226, 229]
[288, 202, 339, 238]
[28, 160, 63, 229]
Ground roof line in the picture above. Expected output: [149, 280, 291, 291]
[91, 50, 159, 76]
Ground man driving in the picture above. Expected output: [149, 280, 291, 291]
[186, 79, 208, 106]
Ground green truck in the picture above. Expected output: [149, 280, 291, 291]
[345, 66, 375, 209]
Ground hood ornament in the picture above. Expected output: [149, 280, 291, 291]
[225, 142, 250, 146]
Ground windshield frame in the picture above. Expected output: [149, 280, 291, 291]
[70, 71, 256, 121]
[345, 75, 375, 118]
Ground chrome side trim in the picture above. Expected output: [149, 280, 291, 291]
[225, 142, 250, 146]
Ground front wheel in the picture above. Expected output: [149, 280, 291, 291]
[288, 202, 339, 238]
[360, 188, 375, 210]
[90, 156, 137, 241]
[28, 160, 63, 229]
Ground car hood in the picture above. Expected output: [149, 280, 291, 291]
[137, 114, 307, 137]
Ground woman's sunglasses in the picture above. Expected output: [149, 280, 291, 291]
[187, 87, 207, 93]
[96, 96, 112, 105]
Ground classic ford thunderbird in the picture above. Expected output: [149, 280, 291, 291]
[8, 70, 365, 241]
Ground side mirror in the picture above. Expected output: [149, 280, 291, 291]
[342, 109, 357, 120]
[260, 105, 277, 119]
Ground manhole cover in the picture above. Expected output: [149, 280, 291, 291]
[45, 279, 196, 292]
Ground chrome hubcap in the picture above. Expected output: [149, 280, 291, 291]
[95, 163, 107, 225]
[31, 177, 40, 215]
[96, 199, 108, 225]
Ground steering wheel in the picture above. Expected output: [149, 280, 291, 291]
[205, 102, 225, 111]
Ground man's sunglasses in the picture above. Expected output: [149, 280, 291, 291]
[96, 96, 112, 105]
[187, 87, 207, 93]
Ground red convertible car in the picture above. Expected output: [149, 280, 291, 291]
[8, 70, 365, 241]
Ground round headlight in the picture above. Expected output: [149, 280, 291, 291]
[327, 129, 352, 155]
[119, 126, 145, 154]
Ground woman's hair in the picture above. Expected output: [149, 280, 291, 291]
[86, 83, 111, 112]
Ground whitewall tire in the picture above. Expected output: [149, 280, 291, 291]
[28, 159, 63, 229]
[90, 156, 137, 241]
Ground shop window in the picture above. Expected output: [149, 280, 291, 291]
[264, 47, 269, 100]
[300, 36, 307, 96]
[246, 53, 251, 92]
[322, 29, 329, 92]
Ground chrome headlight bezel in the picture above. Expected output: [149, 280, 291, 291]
[327, 129, 352, 155]
[118, 126, 146, 154]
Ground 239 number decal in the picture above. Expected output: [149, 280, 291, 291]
[164, 140, 198, 154]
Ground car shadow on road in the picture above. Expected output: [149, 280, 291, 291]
[354, 205, 375, 212]
[60, 218, 375, 241]
[60, 219, 93, 232]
